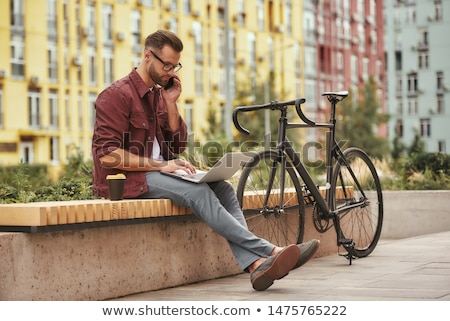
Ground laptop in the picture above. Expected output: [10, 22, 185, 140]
[161, 152, 255, 183]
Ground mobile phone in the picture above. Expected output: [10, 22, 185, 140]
[164, 77, 174, 90]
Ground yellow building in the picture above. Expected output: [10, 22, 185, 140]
[0, 0, 305, 178]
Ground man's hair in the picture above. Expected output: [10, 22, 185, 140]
[144, 30, 183, 52]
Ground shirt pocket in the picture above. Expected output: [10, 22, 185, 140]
[128, 112, 149, 145]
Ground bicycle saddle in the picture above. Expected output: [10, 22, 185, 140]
[322, 91, 349, 98]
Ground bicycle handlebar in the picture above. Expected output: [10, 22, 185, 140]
[233, 98, 314, 135]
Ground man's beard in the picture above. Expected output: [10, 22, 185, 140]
[149, 65, 164, 87]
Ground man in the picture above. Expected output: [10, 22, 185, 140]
[92, 30, 319, 291]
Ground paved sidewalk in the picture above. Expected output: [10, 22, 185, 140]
[114, 231, 450, 301]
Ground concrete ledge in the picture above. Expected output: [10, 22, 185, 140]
[381, 190, 450, 239]
[2, 189, 445, 300]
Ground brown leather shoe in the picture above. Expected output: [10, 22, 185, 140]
[250, 244, 300, 291]
[293, 239, 320, 270]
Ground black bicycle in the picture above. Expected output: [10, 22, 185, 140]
[233, 91, 383, 264]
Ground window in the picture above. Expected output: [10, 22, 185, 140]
[408, 98, 418, 116]
[396, 120, 403, 137]
[195, 63, 203, 96]
[407, 73, 418, 94]
[138, 0, 153, 7]
[28, 91, 41, 128]
[131, 10, 142, 52]
[49, 91, 59, 129]
[47, 0, 57, 36]
[182, 0, 191, 15]
[48, 42, 58, 82]
[437, 95, 444, 114]
[86, 2, 97, 42]
[418, 52, 428, 69]
[88, 46, 97, 86]
[438, 141, 446, 153]
[406, 5, 416, 23]
[351, 54, 358, 83]
[103, 48, 114, 86]
[294, 42, 301, 77]
[89, 92, 96, 132]
[64, 48, 70, 84]
[304, 47, 316, 75]
[395, 51, 402, 71]
[218, 66, 225, 98]
[191, 21, 203, 62]
[167, 17, 177, 34]
[377, 60, 383, 83]
[168, 0, 178, 12]
[11, 36, 25, 77]
[362, 57, 369, 81]
[371, 30, 377, 54]
[420, 118, 431, 138]
[50, 136, 59, 164]
[102, 4, 113, 44]
[248, 33, 256, 69]
[435, 1, 443, 21]
[436, 71, 444, 91]
[63, 0, 69, 37]
[10, 0, 24, 29]
[285, 0, 292, 35]
[65, 92, 70, 131]
[218, 0, 225, 22]
[358, 24, 365, 52]
[396, 98, 403, 116]
[185, 101, 193, 135]
[78, 92, 83, 131]
[395, 75, 403, 96]
[257, 0, 264, 30]
[236, 0, 245, 26]
[218, 27, 224, 64]
[419, 30, 428, 47]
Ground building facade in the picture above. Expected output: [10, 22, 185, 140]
[384, 0, 449, 153]
[0, 0, 386, 178]
[304, 0, 386, 155]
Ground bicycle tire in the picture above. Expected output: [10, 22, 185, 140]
[236, 150, 305, 246]
[330, 147, 383, 258]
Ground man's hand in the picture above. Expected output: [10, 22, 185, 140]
[162, 159, 196, 174]
[161, 75, 181, 103]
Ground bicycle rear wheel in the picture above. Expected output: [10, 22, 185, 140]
[236, 150, 305, 246]
[331, 147, 383, 258]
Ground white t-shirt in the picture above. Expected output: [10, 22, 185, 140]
[152, 136, 164, 160]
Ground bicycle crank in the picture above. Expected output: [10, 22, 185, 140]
[312, 204, 332, 233]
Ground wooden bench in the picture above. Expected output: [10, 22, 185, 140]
[0, 198, 193, 232]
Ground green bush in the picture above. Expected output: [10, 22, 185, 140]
[405, 152, 450, 176]
[0, 150, 97, 203]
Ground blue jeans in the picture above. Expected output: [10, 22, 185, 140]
[139, 172, 275, 270]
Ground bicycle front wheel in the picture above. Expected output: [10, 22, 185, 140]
[331, 147, 383, 258]
[236, 150, 305, 247]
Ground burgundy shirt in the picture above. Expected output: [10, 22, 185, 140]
[92, 69, 188, 199]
